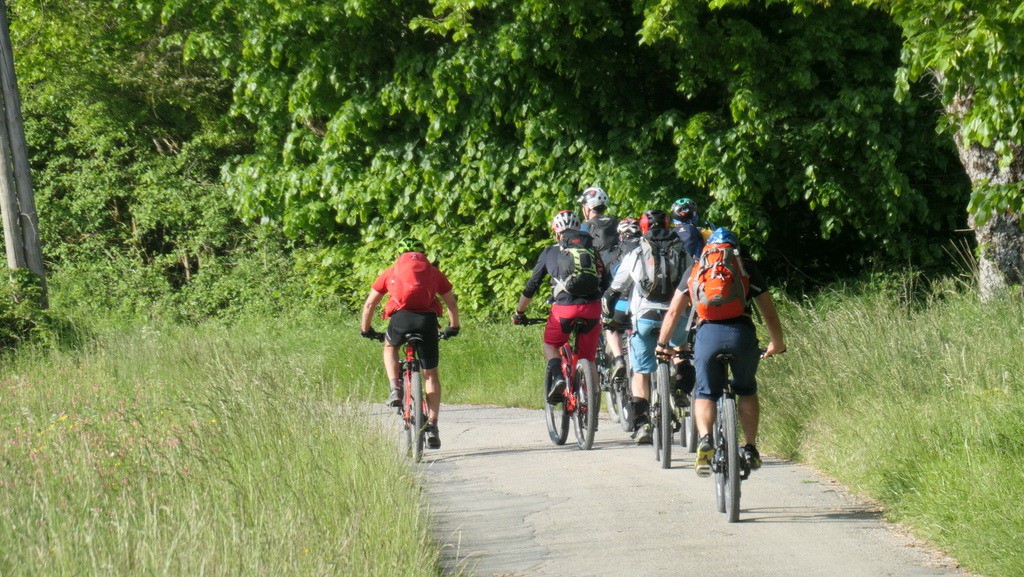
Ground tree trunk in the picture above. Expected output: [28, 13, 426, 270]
[949, 95, 1024, 300]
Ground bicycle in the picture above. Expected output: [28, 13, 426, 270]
[373, 330, 456, 463]
[596, 329, 630, 426]
[518, 317, 601, 450]
[651, 347, 693, 468]
[711, 353, 750, 522]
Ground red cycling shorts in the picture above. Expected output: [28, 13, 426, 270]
[544, 301, 602, 361]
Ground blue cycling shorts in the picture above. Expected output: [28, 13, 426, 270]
[629, 316, 688, 374]
[693, 320, 760, 400]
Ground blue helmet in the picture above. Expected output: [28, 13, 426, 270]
[707, 227, 739, 246]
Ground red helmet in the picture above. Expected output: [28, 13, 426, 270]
[639, 209, 669, 234]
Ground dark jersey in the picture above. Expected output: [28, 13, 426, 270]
[522, 244, 612, 305]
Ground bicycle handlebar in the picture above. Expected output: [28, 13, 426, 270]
[514, 318, 548, 326]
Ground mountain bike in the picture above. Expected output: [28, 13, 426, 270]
[519, 317, 601, 450]
[374, 330, 456, 463]
[652, 348, 692, 468]
[678, 351, 698, 454]
[596, 329, 630, 426]
[712, 353, 750, 522]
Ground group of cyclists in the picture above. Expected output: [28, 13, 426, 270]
[360, 186, 786, 476]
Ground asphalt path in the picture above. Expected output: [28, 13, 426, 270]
[376, 404, 975, 577]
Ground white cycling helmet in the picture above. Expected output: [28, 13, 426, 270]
[616, 217, 641, 239]
[551, 210, 581, 234]
[577, 186, 609, 210]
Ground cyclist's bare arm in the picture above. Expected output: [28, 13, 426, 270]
[657, 288, 691, 346]
[439, 291, 460, 328]
[361, 289, 385, 332]
[754, 292, 786, 357]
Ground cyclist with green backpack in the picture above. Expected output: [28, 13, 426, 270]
[513, 210, 611, 404]
[602, 209, 693, 443]
[656, 228, 786, 475]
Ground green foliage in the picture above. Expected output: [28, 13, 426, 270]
[859, 0, 1024, 225]
[139, 0, 967, 314]
[0, 269, 58, 351]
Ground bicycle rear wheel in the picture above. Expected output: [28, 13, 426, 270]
[655, 363, 672, 468]
[410, 370, 425, 463]
[572, 360, 599, 450]
[544, 367, 570, 445]
[721, 396, 741, 521]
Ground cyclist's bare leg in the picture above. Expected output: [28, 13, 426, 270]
[694, 398, 716, 438]
[543, 343, 559, 361]
[383, 343, 399, 382]
[738, 394, 759, 446]
[630, 371, 650, 400]
[423, 367, 441, 423]
[606, 329, 623, 357]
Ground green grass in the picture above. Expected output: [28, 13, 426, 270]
[3, 277, 1022, 576]
[759, 277, 1024, 577]
[0, 314, 439, 577]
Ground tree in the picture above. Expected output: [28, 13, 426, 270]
[146, 0, 966, 312]
[858, 0, 1024, 298]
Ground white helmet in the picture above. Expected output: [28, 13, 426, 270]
[551, 210, 581, 234]
[577, 186, 609, 210]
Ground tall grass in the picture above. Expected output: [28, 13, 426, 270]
[0, 314, 438, 576]
[759, 277, 1024, 577]
[4, 277, 1021, 577]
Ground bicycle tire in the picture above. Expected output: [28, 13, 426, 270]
[411, 370, 425, 463]
[683, 389, 698, 453]
[657, 363, 673, 468]
[399, 374, 412, 458]
[651, 369, 662, 462]
[713, 402, 726, 514]
[722, 396, 741, 522]
[572, 359, 599, 450]
[544, 368, 570, 445]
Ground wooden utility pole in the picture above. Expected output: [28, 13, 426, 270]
[0, 0, 46, 305]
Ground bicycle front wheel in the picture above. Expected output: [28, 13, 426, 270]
[656, 363, 673, 469]
[410, 370, 425, 463]
[572, 359, 599, 450]
[544, 368, 570, 445]
[683, 388, 698, 453]
[721, 396, 741, 522]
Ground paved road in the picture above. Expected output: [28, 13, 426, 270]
[386, 405, 973, 577]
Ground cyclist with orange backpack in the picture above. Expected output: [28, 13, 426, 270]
[512, 210, 611, 404]
[360, 238, 460, 449]
[655, 228, 785, 475]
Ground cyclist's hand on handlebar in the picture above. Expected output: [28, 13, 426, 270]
[361, 328, 383, 341]
[512, 311, 527, 325]
[440, 326, 460, 339]
[655, 341, 672, 360]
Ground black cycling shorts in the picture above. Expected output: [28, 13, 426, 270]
[386, 311, 441, 370]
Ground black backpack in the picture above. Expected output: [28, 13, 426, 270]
[586, 215, 619, 253]
[554, 229, 601, 297]
[638, 229, 688, 303]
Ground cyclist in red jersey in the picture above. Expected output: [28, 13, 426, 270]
[361, 238, 460, 449]
[512, 211, 611, 404]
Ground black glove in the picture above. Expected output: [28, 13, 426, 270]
[602, 290, 621, 317]
[361, 329, 381, 340]
[512, 311, 527, 325]
[655, 341, 672, 360]
[441, 326, 460, 339]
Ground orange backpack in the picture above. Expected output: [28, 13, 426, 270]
[687, 228, 750, 323]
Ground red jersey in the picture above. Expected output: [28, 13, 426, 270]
[371, 252, 453, 318]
